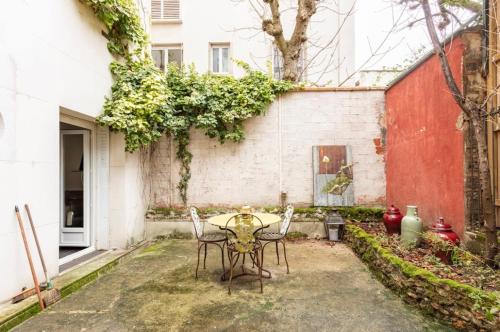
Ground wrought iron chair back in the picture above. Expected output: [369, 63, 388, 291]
[225, 213, 264, 253]
[279, 205, 294, 235]
[190, 207, 203, 239]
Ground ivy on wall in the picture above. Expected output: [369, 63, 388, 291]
[81, 0, 293, 203]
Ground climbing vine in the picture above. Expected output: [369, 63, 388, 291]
[82, 0, 294, 203]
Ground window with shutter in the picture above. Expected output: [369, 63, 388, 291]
[151, 0, 180, 20]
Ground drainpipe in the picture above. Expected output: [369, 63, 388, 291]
[482, 0, 489, 78]
[278, 95, 284, 205]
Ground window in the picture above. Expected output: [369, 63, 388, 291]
[273, 45, 305, 81]
[210, 44, 230, 74]
[151, 0, 180, 20]
[152, 46, 183, 71]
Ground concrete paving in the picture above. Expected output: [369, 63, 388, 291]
[15, 240, 454, 331]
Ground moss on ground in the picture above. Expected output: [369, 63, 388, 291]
[286, 231, 308, 240]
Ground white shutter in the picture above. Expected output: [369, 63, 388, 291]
[163, 0, 180, 20]
[151, 0, 162, 19]
[152, 0, 180, 20]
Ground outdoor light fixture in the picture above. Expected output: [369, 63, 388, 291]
[324, 212, 345, 241]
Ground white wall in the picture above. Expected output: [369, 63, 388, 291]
[109, 133, 147, 249]
[152, 89, 386, 207]
[0, 0, 146, 303]
[150, 0, 355, 86]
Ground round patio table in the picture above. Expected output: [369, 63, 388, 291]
[207, 213, 281, 228]
[207, 212, 281, 280]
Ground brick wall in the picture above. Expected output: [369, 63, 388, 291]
[150, 89, 386, 207]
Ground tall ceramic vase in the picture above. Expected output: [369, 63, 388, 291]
[401, 206, 423, 247]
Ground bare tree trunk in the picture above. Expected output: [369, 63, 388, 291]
[469, 108, 498, 263]
[422, 0, 497, 265]
[283, 49, 301, 82]
[261, 0, 317, 82]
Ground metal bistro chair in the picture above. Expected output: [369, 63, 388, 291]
[225, 213, 265, 294]
[257, 204, 294, 274]
[190, 207, 227, 279]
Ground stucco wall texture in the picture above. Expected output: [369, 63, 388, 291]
[385, 38, 466, 236]
[151, 90, 386, 208]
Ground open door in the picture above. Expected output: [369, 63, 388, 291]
[60, 130, 91, 247]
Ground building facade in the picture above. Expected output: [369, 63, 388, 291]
[150, 0, 356, 86]
[0, 0, 148, 303]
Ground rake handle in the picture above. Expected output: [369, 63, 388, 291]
[15, 206, 45, 310]
[24, 204, 49, 282]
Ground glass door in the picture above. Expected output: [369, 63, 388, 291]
[60, 130, 90, 247]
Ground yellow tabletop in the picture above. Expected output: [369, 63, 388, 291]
[207, 213, 281, 228]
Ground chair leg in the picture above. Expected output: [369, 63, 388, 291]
[275, 241, 280, 265]
[203, 243, 208, 269]
[220, 242, 226, 281]
[281, 240, 290, 274]
[196, 242, 203, 279]
[256, 250, 263, 293]
[228, 252, 235, 295]
[261, 244, 266, 272]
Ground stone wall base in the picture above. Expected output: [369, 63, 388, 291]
[145, 220, 327, 240]
[345, 224, 499, 331]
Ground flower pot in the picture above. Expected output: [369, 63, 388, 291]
[401, 205, 423, 247]
[431, 217, 460, 245]
[435, 249, 453, 265]
[383, 205, 403, 235]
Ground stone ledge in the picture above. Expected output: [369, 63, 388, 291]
[145, 220, 327, 240]
[345, 224, 499, 331]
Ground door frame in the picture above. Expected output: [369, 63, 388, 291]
[59, 114, 98, 266]
[59, 130, 91, 247]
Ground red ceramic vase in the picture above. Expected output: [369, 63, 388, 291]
[383, 205, 403, 235]
[431, 217, 460, 265]
[431, 217, 460, 245]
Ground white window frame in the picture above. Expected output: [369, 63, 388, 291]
[210, 43, 231, 74]
[151, 0, 181, 22]
[152, 45, 183, 71]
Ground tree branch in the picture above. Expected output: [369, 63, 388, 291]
[422, 0, 470, 115]
[262, 0, 287, 52]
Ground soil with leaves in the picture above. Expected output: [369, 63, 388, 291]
[356, 222, 499, 292]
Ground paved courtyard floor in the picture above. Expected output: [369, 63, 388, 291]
[15, 240, 453, 331]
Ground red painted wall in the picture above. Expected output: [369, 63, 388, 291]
[385, 38, 465, 236]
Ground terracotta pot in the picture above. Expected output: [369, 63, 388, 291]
[383, 205, 403, 235]
[431, 217, 460, 245]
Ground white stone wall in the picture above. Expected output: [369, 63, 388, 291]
[150, 0, 355, 86]
[0, 0, 147, 303]
[152, 89, 386, 207]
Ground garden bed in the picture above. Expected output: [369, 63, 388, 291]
[146, 206, 384, 223]
[356, 222, 499, 292]
[345, 223, 499, 331]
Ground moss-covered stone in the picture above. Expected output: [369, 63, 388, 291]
[345, 224, 500, 331]
[147, 205, 385, 223]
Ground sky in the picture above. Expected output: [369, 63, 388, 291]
[354, 0, 476, 71]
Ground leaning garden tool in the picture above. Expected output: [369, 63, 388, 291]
[14, 206, 44, 310]
[24, 204, 61, 307]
